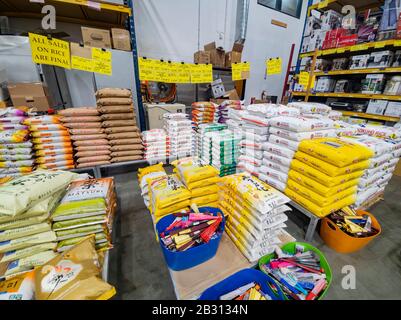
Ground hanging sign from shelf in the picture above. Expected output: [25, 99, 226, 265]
[173, 62, 191, 83]
[232, 62, 250, 81]
[266, 58, 282, 75]
[29, 33, 71, 69]
[190, 63, 213, 83]
[92, 48, 112, 76]
[70, 43, 94, 72]
[298, 71, 315, 88]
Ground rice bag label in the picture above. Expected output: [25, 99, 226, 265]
[40, 260, 82, 293]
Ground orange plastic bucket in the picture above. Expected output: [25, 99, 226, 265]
[319, 210, 381, 253]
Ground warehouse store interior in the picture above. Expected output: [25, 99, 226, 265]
[1, 0, 401, 302]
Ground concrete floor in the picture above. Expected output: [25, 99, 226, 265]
[108, 170, 401, 300]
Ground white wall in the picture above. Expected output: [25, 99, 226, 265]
[243, 0, 309, 101]
[133, 0, 308, 102]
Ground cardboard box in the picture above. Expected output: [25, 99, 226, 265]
[82, 26, 112, 49]
[305, 16, 322, 37]
[204, 42, 225, 68]
[70, 42, 92, 59]
[321, 10, 343, 31]
[384, 101, 401, 117]
[225, 42, 243, 68]
[8, 82, 52, 111]
[366, 99, 388, 115]
[194, 51, 211, 64]
[111, 28, 131, 51]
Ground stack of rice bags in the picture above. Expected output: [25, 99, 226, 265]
[0, 108, 33, 179]
[219, 173, 295, 263]
[201, 129, 241, 177]
[172, 157, 220, 209]
[50, 177, 116, 252]
[263, 116, 336, 192]
[0, 170, 76, 278]
[96, 88, 143, 163]
[58, 108, 107, 168]
[27, 115, 74, 170]
[191, 102, 217, 130]
[142, 129, 169, 163]
[285, 138, 373, 218]
[287, 102, 332, 118]
[137, 163, 167, 209]
[196, 123, 227, 159]
[236, 106, 271, 177]
[217, 100, 242, 124]
[340, 135, 398, 208]
[163, 113, 193, 160]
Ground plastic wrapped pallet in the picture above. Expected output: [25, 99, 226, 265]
[285, 138, 373, 217]
[163, 113, 193, 160]
[0, 108, 34, 179]
[95, 88, 143, 164]
[51, 177, 117, 252]
[57, 108, 105, 169]
[142, 129, 169, 164]
[0, 170, 77, 278]
[219, 173, 295, 263]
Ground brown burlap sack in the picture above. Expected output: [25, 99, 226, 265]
[71, 134, 108, 141]
[104, 126, 139, 134]
[97, 105, 134, 114]
[77, 155, 111, 163]
[69, 128, 104, 135]
[102, 120, 137, 128]
[58, 107, 99, 117]
[77, 161, 111, 168]
[111, 150, 143, 157]
[75, 145, 111, 151]
[108, 138, 142, 146]
[63, 122, 102, 129]
[97, 98, 133, 106]
[100, 113, 136, 121]
[61, 116, 102, 123]
[74, 139, 110, 147]
[110, 144, 144, 151]
[111, 156, 143, 163]
[96, 88, 131, 98]
[76, 150, 111, 158]
[107, 132, 140, 140]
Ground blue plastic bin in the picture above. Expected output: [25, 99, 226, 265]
[199, 269, 286, 300]
[156, 207, 225, 271]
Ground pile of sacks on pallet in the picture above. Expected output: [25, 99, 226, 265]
[96, 88, 143, 163]
[0, 170, 76, 278]
[59, 108, 109, 168]
[163, 113, 193, 160]
[285, 138, 373, 218]
[0, 108, 33, 180]
[219, 172, 295, 263]
[28, 115, 74, 170]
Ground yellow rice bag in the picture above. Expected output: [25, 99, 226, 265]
[172, 157, 219, 186]
[190, 194, 219, 206]
[190, 184, 219, 198]
[298, 138, 374, 167]
[284, 187, 356, 218]
[150, 174, 191, 211]
[288, 170, 360, 197]
[200, 202, 219, 208]
[295, 151, 370, 177]
[291, 159, 363, 187]
[138, 163, 165, 182]
[153, 202, 190, 220]
[185, 176, 221, 191]
[286, 179, 357, 207]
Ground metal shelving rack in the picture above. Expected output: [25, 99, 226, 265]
[292, 0, 401, 124]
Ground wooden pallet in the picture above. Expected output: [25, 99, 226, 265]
[357, 192, 385, 212]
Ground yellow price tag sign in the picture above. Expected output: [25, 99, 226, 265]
[232, 62, 250, 81]
[71, 56, 94, 72]
[174, 62, 191, 83]
[152, 60, 169, 82]
[29, 33, 71, 69]
[190, 64, 213, 83]
[92, 48, 112, 75]
[138, 57, 155, 81]
[266, 58, 282, 75]
[318, 0, 329, 9]
[298, 72, 311, 87]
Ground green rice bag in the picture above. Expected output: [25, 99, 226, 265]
[56, 232, 107, 252]
[56, 224, 105, 241]
[52, 215, 106, 231]
[4, 250, 58, 277]
[0, 189, 65, 224]
[0, 212, 50, 232]
[0, 231, 57, 253]
[0, 170, 76, 216]
[51, 198, 107, 222]
[0, 242, 57, 263]
[0, 222, 51, 242]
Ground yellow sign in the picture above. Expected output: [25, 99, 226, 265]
[173, 62, 191, 83]
[394, 40, 401, 47]
[29, 33, 71, 69]
[232, 62, 250, 81]
[71, 56, 94, 72]
[190, 64, 213, 83]
[298, 71, 313, 88]
[318, 0, 329, 9]
[92, 48, 112, 76]
[138, 57, 157, 81]
[266, 58, 282, 75]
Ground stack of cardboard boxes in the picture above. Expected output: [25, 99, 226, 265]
[81, 26, 132, 51]
[7, 83, 52, 112]
[194, 42, 244, 69]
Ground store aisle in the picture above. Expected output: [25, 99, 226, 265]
[109, 172, 401, 300]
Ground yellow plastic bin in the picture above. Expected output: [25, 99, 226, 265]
[319, 210, 381, 254]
